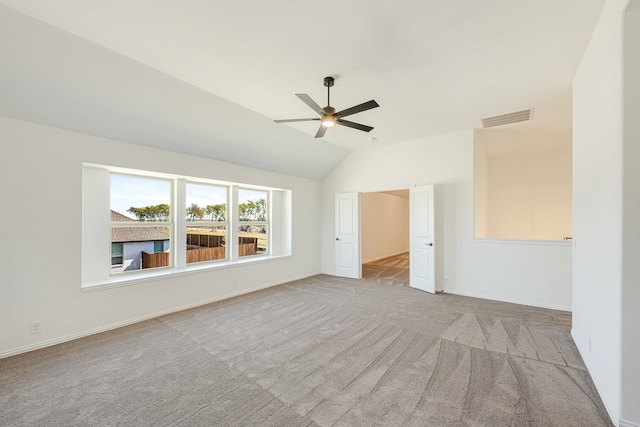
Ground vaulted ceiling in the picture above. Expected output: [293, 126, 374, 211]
[0, 1, 605, 180]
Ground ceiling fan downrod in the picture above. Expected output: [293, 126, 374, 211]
[323, 76, 335, 114]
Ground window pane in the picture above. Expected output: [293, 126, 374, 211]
[185, 183, 228, 264]
[238, 189, 267, 221]
[111, 174, 171, 221]
[186, 183, 227, 222]
[186, 225, 227, 263]
[238, 225, 268, 257]
[110, 174, 172, 274]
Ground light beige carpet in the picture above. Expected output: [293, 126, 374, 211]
[0, 274, 612, 426]
[362, 252, 410, 287]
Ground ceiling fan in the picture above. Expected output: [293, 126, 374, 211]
[274, 76, 379, 138]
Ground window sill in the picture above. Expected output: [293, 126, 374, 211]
[81, 254, 292, 292]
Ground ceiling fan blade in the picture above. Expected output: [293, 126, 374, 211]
[336, 119, 374, 133]
[273, 118, 319, 123]
[315, 124, 328, 138]
[336, 100, 379, 118]
[296, 94, 324, 115]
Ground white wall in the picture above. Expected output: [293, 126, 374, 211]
[361, 192, 409, 263]
[572, 0, 637, 424]
[622, 0, 640, 423]
[321, 130, 572, 310]
[0, 116, 321, 357]
[487, 147, 572, 241]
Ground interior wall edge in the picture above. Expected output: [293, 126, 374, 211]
[572, 329, 621, 426]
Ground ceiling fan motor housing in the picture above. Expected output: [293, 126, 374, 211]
[323, 106, 336, 115]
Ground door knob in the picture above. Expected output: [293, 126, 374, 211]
[426, 243, 433, 246]
[336, 238, 340, 241]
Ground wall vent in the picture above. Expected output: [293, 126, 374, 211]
[481, 108, 534, 128]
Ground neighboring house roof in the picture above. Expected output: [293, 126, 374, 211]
[111, 210, 135, 222]
[112, 227, 169, 243]
[111, 210, 169, 243]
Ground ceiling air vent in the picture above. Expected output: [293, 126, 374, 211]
[481, 108, 534, 128]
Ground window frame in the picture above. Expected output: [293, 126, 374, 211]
[185, 181, 230, 265]
[110, 173, 174, 275]
[82, 164, 290, 290]
[237, 187, 270, 258]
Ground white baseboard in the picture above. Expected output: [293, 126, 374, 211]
[443, 288, 571, 312]
[363, 250, 408, 264]
[620, 420, 640, 427]
[0, 272, 320, 360]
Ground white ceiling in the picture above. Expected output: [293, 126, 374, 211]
[0, 1, 604, 180]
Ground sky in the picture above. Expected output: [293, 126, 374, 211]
[110, 174, 267, 219]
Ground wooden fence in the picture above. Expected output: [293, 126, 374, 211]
[186, 243, 255, 262]
[187, 246, 225, 263]
[142, 251, 169, 269]
[142, 241, 257, 268]
[238, 242, 256, 257]
[186, 233, 224, 248]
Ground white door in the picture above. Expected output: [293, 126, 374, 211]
[335, 192, 361, 279]
[410, 184, 435, 293]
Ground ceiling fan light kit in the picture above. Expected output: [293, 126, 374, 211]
[321, 116, 336, 127]
[274, 76, 379, 138]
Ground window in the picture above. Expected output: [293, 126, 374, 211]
[186, 183, 228, 264]
[238, 188, 268, 257]
[153, 241, 164, 253]
[110, 174, 172, 274]
[82, 164, 292, 287]
[111, 243, 123, 266]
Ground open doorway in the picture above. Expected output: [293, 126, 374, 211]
[361, 190, 410, 286]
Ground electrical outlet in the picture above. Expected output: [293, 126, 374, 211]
[232, 279, 238, 288]
[30, 321, 42, 335]
[588, 337, 592, 353]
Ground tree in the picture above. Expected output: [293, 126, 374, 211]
[152, 204, 170, 221]
[254, 198, 266, 221]
[127, 206, 147, 221]
[239, 198, 266, 221]
[205, 204, 226, 221]
[127, 204, 170, 221]
[186, 203, 205, 221]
